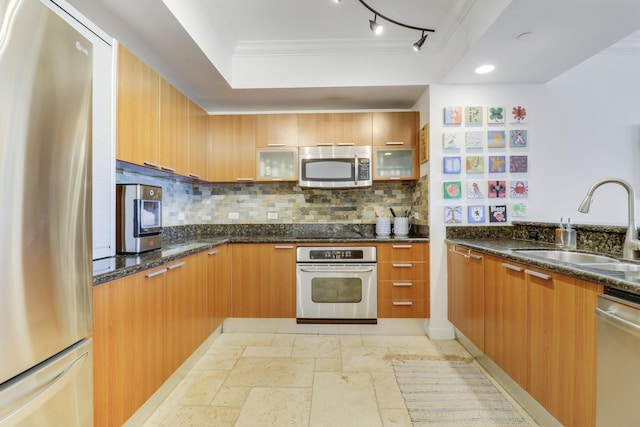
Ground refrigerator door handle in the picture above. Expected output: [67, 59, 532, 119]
[0, 352, 89, 426]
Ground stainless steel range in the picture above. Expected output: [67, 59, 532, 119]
[296, 246, 377, 324]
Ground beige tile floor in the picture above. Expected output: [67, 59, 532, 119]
[142, 333, 534, 427]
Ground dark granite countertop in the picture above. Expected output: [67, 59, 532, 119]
[93, 233, 429, 286]
[446, 237, 640, 296]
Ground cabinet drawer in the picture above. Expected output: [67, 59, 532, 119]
[377, 243, 427, 262]
[378, 262, 427, 280]
[378, 299, 427, 318]
[378, 280, 427, 300]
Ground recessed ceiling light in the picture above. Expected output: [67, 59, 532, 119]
[475, 64, 495, 74]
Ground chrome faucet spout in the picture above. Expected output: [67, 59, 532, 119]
[577, 178, 639, 261]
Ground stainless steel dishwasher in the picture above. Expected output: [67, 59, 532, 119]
[595, 289, 640, 426]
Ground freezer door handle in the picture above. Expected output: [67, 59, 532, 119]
[0, 352, 89, 426]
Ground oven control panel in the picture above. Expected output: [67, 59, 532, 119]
[310, 249, 363, 260]
[297, 246, 376, 263]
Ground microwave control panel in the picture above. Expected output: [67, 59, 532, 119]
[358, 158, 370, 179]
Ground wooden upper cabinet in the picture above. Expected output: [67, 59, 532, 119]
[255, 114, 299, 148]
[116, 44, 159, 166]
[207, 114, 256, 182]
[298, 113, 372, 146]
[372, 111, 419, 146]
[159, 77, 189, 175]
[187, 99, 207, 179]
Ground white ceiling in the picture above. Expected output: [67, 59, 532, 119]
[65, 0, 640, 113]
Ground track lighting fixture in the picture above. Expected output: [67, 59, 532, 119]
[335, 0, 435, 51]
[413, 31, 427, 52]
[369, 15, 383, 35]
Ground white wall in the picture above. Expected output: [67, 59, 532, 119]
[420, 48, 640, 339]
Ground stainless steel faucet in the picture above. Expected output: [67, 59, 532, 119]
[578, 178, 640, 261]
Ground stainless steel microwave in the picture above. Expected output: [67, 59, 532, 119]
[298, 146, 372, 188]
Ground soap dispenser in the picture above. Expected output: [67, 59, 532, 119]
[564, 218, 577, 250]
[555, 217, 565, 247]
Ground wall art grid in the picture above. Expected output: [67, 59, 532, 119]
[442, 105, 529, 224]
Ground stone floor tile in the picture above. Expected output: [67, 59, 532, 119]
[235, 387, 312, 427]
[225, 357, 315, 388]
[309, 372, 382, 427]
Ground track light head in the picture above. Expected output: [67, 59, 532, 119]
[369, 15, 383, 35]
[413, 31, 427, 52]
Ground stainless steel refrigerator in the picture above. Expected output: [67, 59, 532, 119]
[0, 0, 94, 425]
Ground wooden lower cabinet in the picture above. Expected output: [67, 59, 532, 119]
[93, 251, 214, 427]
[164, 254, 206, 376]
[93, 265, 166, 427]
[454, 251, 602, 427]
[483, 255, 528, 388]
[447, 244, 485, 351]
[527, 271, 601, 427]
[204, 244, 232, 332]
[377, 242, 429, 318]
[231, 243, 296, 317]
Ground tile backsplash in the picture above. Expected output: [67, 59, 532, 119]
[116, 166, 429, 227]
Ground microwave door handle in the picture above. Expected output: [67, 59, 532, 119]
[354, 156, 359, 185]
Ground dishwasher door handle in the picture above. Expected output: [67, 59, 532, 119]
[595, 307, 640, 338]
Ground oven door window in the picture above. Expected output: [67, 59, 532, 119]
[134, 199, 162, 235]
[311, 278, 362, 303]
[301, 159, 355, 182]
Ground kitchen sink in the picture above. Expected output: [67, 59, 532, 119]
[514, 249, 619, 264]
[582, 262, 640, 273]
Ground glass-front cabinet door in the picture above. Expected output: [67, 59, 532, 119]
[373, 147, 418, 180]
[256, 149, 297, 181]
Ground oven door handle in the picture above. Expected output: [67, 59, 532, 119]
[299, 267, 375, 273]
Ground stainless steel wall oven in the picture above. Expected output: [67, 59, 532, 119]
[296, 246, 377, 324]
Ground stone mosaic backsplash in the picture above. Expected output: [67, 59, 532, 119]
[116, 166, 429, 227]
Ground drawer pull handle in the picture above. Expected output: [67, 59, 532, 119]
[393, 282, 413, 287]
[336, 143, 355, 146]
[393, 263, 413, 268]
[393, 301, 413, 306]
[145, 268, 167, 278]
[143, 161, 161, 169]
[275, 245, 294, 249]
[449, 247, 483, 260]
[267, 143, 286, 147]
[161, 165, 176, 172]
[168, 261, 185, 270]
[189, 173, 201, 179]
[207, 250, 219, 256]
[385, 141, 405, 146]
[236, 177, 254, 181]
[524, 269, 551, 280]
[502, 263, 524, 272]
[392, 245, 412, 249]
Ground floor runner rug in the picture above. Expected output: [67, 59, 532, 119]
[393, 360, 534, 426]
